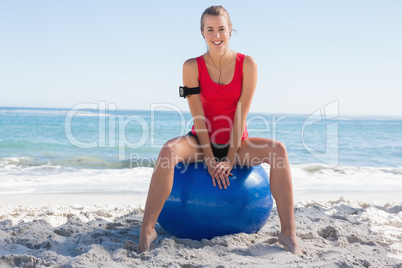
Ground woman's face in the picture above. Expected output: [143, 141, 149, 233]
[202, 15, 231, 52]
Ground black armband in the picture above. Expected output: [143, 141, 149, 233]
[179, 86, 200, 98]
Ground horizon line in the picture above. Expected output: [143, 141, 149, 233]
[0, 105, 401, 118]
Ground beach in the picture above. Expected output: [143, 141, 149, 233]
[0, 193, 401, 267]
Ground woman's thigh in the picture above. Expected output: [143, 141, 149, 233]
[235, 137, 287, 167]
[158, 135, 205, 166]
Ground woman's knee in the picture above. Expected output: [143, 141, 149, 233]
[259, 140, 288, 167]
[160, 137, 183, 157]
[155, 137, 183, 169]
[272, 140, 287, 158]
[159, 136, 199, 164]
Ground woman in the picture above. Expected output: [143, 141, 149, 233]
[139, 5, 302, 255]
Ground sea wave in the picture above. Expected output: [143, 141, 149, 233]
[0, 161, 401, 195]
[291, 163, 402, 193]
[0, 156, 156, 171]
[0, 167, 153, 195]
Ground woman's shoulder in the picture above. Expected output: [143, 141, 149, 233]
[237, 53, 257, 75]
[182, 58, 200, 82]
[240, 53, 257, 67]
[183, 57, 197, 66]
[182, 57, 200, 74]
[183, 54, 205, 65]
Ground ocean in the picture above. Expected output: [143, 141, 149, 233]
[0, 106, 401, 196]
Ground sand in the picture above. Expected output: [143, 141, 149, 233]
[0, 194, 401, 267]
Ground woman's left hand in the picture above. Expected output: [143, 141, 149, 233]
[212, 160, 233, 189]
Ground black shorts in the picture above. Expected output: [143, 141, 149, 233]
[186, 131, 229, 161]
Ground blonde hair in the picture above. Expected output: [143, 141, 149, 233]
[200, 5, 232, 32]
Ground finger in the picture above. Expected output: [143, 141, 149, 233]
[216, 176, 223, 189]
[213, 169, 220, 179]
[225, 174, 230, 186]
[212, 165, 221, 177]
[225, 170, 230, 186]
[212, 176, 216, 187]
[212, 169, 223, 189]
[219, 173, 227, 189]
[222, 169, 229, 180]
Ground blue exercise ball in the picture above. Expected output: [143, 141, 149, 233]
[158, 162, 273, 240]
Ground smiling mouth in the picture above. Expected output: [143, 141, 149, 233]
[212, 41, 223, 45]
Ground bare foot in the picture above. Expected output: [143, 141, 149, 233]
[278, 232, 302, 255]
[138, 228, 157, 253]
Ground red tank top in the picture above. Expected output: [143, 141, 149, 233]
[191, 52, 249, 144]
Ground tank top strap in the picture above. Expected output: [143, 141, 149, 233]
[196, 55, 206, 82]
[236, 53, 245, 81]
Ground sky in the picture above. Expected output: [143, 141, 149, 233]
[1, 0, 401, 116]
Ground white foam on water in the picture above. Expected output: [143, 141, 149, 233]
[291, 163, 402, 193]
[0, 167, 153, 194]
[0, 162, 401, 195]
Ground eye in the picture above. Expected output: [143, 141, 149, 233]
[208, 29, 213, 32]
